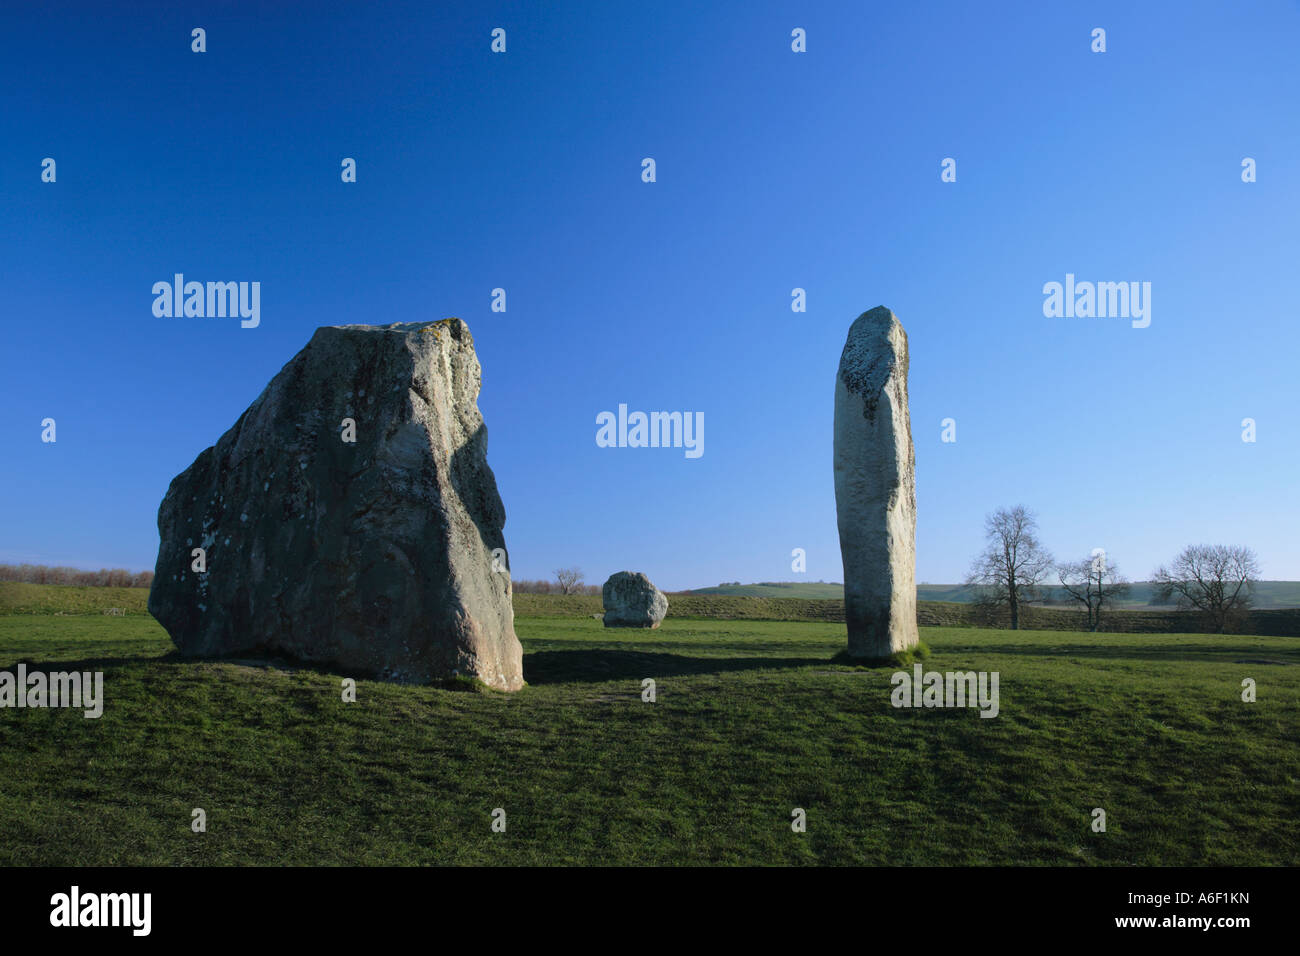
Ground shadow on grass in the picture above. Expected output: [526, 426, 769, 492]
[523, 649, 834, 684]
[939, 642, 1300, 663]
[0, 651, 183, 672]
[3, 651, 505, 694]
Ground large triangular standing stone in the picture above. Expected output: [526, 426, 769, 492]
[148, 319, 524, 691]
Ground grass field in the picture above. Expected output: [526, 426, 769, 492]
[7, 583, 1299, 635]
[1, 603, 1296, 865]
[0, 581, 151, 615]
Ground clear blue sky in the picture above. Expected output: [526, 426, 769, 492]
[2, 1, 1297, 591]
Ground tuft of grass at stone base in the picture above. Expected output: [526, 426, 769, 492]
[829, 640, 932, 669]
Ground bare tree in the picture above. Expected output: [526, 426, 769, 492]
[553, 567, 585, 595]
[964, 505, 1055, 630]
[1152, 544, 1260, 633]
[1057, 550, 1130, 632]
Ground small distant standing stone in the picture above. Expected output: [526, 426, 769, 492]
[602, 571, 668, 628]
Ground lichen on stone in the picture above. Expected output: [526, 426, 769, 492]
[838, 306, 902, 399]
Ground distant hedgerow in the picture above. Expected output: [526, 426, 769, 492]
[0, 563, 153, 588]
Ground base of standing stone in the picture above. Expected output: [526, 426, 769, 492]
[830, 640, 930, 668]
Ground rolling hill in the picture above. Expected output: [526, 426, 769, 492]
[682, 580, 1300, 609]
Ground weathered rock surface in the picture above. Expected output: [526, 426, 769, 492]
[148, 319, 524, 691]
[833, 306, 919, 658]
[602, 571, 668, 628]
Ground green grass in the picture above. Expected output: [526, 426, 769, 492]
[0, 581, 150, 615]
[0, 610, 1296, 865]
[829, 639, 932, 669]
[685, 581, 848, 599]
[9, 584, 1299, 635]
[513, 591, 850, 622]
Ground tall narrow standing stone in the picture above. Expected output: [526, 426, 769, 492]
[833, 306, 918, 658]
